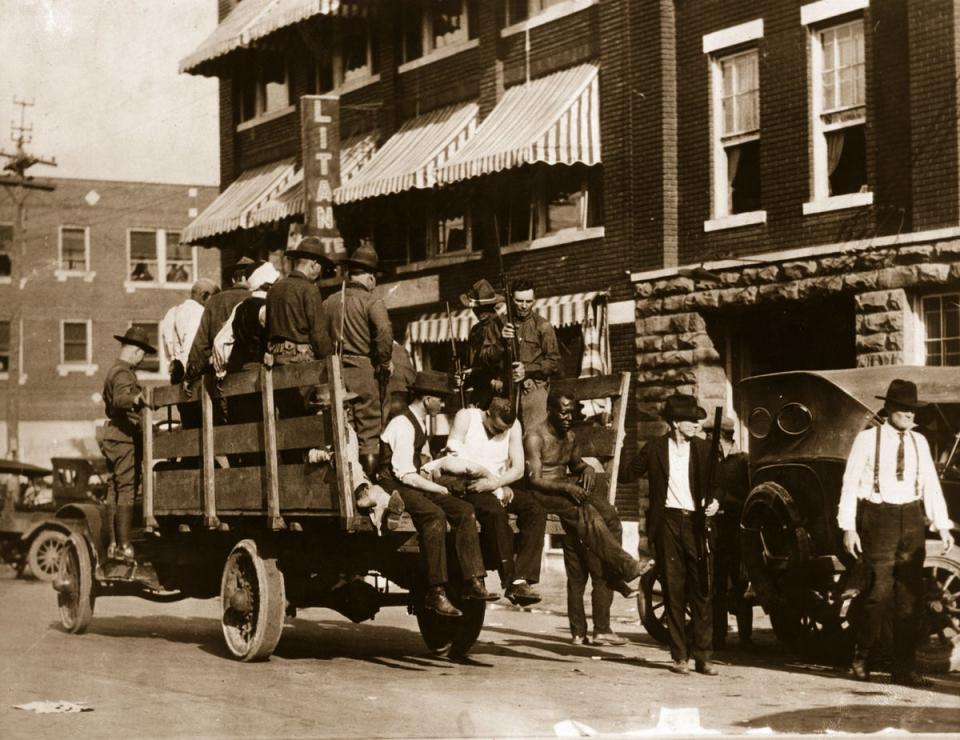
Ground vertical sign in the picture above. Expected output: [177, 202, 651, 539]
[299, 94, 344, 259]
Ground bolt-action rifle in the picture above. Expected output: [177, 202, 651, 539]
[445, 301, 466, 409]
[493, 214, 521, 414]
[700, 406, 724, 593]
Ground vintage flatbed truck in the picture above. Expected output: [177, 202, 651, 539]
[53, 355, 633, 662]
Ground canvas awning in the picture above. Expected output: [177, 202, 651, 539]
[334, 102, 478, 204]
[435, 64, 600, 185]
[183, 158, 297, 243]
[246, 130, 379, 227]
[404, 291, 607, 346]
[180, 0, 361, 75]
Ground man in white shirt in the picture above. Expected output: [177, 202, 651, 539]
[839, 378, 954, 687]
[160, 278, 219, 384]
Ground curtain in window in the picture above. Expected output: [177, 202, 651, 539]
[578, 296, 610, 419]
[826, 130, 845, 176]
[726, 145, 742, 208]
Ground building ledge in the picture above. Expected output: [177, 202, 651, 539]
[396, 250, 482, 275]
[501, 0, 598, 37]
[339, 72, 380, 95]
[57, 363, 98, 377]
[398, 38, 479, 75]
[236, 104, 297, 133]
[802, 191, 873, 215]
[501, 226, 604, 255]
[55, 270, 96, 282]
[125, 281, 191, 293]
[704, 211, 767, 233]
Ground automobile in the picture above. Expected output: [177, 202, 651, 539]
[737, 366, 960, 665]
[0, 457, 107, 581]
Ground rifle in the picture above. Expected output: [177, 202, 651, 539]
[337, 278, 347, 358]
[445, 301, 467, 409]
[492, 213, 521, 414]
[701, 406, 724, 593]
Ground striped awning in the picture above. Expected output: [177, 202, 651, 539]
[405, 291, 607, 346]
[246, 130, 379, 227]
[436, 64, 600, 185]
[183, 158, 296, 243]
[334, 102, 478, 204]
[180, 0, 360, 75]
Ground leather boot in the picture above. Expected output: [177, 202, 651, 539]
[462, 576, 500, 602]
[115, 504, 136, 561]
[360, 453, 379, 483]
[104, 502, 117, 560]
[424, 585, 462, 618]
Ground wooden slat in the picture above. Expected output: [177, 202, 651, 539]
[607, 372, 631, 505]
[261, 365, 284, 530]
[553, 374, 624, 401]
[141, 387, 158, 531]
[151, 362, 330, 407]
[154, 464, 337, 513]
[328, 356, 357, 530]
[572, 426, 618, 458]
[201, 375, 219, 529]
[154, 415, 330, 459]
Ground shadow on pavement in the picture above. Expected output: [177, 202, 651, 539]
[738, 704, 960, 734]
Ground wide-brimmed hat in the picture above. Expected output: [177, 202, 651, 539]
[231, 256, 260, 276]
[410, 370, 454, 397]
[876, 379, 927, 410]
[114, 326, 157, 354]
[344, 243, 381, 273]
[662, 393, 707, 422]
[285, 236, 336, 267]
[460, 278, 504, 308]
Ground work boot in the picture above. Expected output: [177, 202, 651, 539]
[504, 580, 542, 606]
[103, 502, 118, 560]
[114, 504, 136, 562]
[850, 650, 870, 681]
[592, 631, 628, 646]
[612, 579, 641, 598]
[462, 576, 500, 602]
[424, 585, 462, 618]
[695, 660, 719, 676]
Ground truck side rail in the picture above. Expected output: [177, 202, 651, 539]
[141, 356, 357, 532]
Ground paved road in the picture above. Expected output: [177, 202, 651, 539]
[0, 571, 957, 738]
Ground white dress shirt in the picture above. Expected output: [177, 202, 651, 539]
[380, 407, 431, 480]
[838, 421, 953, 531]
[666, 437, 696, 511]
[160, 298, 205, 366]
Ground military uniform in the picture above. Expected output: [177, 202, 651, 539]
[265, 270, 332, 363]
[460, 279, 506, 409]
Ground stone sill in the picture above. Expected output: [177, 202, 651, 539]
[338, 73, 380, 96]
[398, 38, 479, 75]
[55, 270, 96, 282]
[396, 250, 481, 275]
[124, 281, 191, 293]
[802, 191, 873, 216]
[236, 105, 297, 133]
[501, 0, 598, 37]
[500, 226, 604, 255]
[703, 211, 767, 233]
[57, 363, 98, 377]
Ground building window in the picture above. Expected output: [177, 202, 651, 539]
[402, 0, 473, 63]
[0, 320, 9, 373]
[61, 320, 91, 366]
[923, 293, 960, 366]
[811, 19, 867, 201]
[434, 190, 469, 255]
[130, 321, 164, 375]
[495, 172, 534, 247]
[0, 223, 12, 277]
[239, 56, 290, 123]
[58, 226, 90, 273]
[314, 17, 381, 93]
[128, 229, 195, 286]
[711, 50, 761, 217]
[504, 0, 573, 26]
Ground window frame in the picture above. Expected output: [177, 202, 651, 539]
[502, 0, 598, 36]
[56, 225, 94, 280]
[58, 319, 97, 376]
[125, 228, 198, 291]
[0, 318, 10, 379]
[236, 57, 294, 129]
[315, 17, 381, 94]
[919, 291, 960, 367]
[399, 0, 476, 71]
[0, 221, 12, 281]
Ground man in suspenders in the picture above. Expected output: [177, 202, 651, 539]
[839, 379, 954, 687]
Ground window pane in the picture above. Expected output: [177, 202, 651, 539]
[0, 321, 9, 372]
[61, 227, 87, 270]
[822, 21, 864, 112]
[586, 166, 605, 227]
[720, 51, 759, 136]
[433, 0, 466, 49]
[544, 166, 584, 233]
[63, 323, 88, 363]
[132, 322, 160, 373]
[0, 224, 11, 251]
[944, 338, 960, 366]
[828, 124, 866, 196]
[506, 0, 528, 25]
[437, 192, 467, 253]
[130, 231, 158, 281]
[342, 18, 370, 77]
[730, 140, 761, 214]
[403, 1, 424, 61]
[496, 173, 533, 245]
[945, 299, 960, 338]
[240, 73, 258, 122]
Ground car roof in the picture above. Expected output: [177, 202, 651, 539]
[0, 459, 53, 477]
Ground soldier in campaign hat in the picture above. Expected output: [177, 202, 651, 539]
[100, 327, 157, 561]
[461, 278, 506, 409]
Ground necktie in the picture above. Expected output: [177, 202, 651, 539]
[896, 432, 905, 481]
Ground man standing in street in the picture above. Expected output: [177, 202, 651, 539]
[322, 243, 392, 478]
[100, 327, 156, 561]
[619, 393, 722, 675]
[839, 378, 954, 687]
[160, 278, 218, 385]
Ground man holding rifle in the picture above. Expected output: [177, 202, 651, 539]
[619, 393, 723, 676]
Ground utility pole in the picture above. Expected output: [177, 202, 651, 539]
[1, 98, 56, 460]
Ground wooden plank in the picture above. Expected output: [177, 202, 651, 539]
[151, 362, 330, 407]
[154, 464, 338, 513]
[154, 415, 329, 460]
[141, 387, 158, 531]
[200, 375, 219, 529]
[152, 378, 200, 408]
[572, 426, 618, 459]
[553, 374, 624, 401]
[607, 372, 631, 505]
[328, 356, 357, 530]
[260, 365, 284, 530]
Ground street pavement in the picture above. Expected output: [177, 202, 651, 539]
[0, 565, 957, 738]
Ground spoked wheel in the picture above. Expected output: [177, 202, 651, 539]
[415, 583, 487, 659]
[638, 569, 691, 644]
[918, 551, 960, 672]
[220, 539, 286, 662]
[767, 576, 860, 662]
[27, 530, 68, 582]
[57, 535, 95, 634]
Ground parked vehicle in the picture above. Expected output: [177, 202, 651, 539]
[0, 457, 106, 581]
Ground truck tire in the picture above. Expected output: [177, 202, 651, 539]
[415, 584, 486, 659]
[220, 539, 286, 662]
[26, 529, 67, 582]
[917, 546, 960, 673]
[57, 535, 95, 634]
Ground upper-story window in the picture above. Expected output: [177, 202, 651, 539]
[401, 0, 475, 64]
[58, 226, 91, 274]
[0, 223, 12, 277]
[58, 319, 97, 376]
[504, 0, 573, 26]
[0, 320, 9, 374]
[127, 229, 194, 287]
[314, 17, 381, 93]
[239, 55, 290, 123]
[922, 293, 960, 367]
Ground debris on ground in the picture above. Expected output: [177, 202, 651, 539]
[15, 701, 93, 714]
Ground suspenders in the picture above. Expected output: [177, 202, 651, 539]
[872, 425, 921, 499]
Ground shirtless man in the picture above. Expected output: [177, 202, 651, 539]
[524, 389, 655, 643]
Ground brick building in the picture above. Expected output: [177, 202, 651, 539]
[0, 178, 219, 465]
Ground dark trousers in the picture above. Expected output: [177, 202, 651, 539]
[102, 436, 141, 506]
[342, 356, 382, 456]
[394, 484, 485, 586]
[657, 508, 712, 663]
[858, 500, 926, 674]
[463, 487, 546, 586]
[562, 535, 614, 638]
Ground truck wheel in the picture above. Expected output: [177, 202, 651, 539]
[27, 530, 67, 582]
[639, 569, 690, 644]
[220, 539, 286, 662]
[57, 535, 95, 634]
[415, 584, 487, 659]
[917, 549, 960, 673]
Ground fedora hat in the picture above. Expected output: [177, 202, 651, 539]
[285, 236, 336, 267]
[344, 243, 381, 273]
[410, 370, 454, 397]
[459, 278, 504, 308]
[662, 393, 707, 423]
[876, 378, 927, 410]
[114, 326, 157, 355]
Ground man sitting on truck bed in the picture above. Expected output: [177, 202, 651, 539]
[379, 370, 498, 617]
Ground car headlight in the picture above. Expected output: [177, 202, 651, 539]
[777, 402, 812, 436]
[748, 407, 773, 439]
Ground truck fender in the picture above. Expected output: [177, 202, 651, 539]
[19, 518, 74, 543]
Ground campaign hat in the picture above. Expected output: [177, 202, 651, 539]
[344, 243, 382, 273]
[231, 255, 260, 276]
[876, 378, 927, 410]
[459, 278, 504, 308]
[114, 326, 157, 355]
[410, 370, 455, 397]
[662, 393, 707, 422]
[285, 236, 336, 267]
